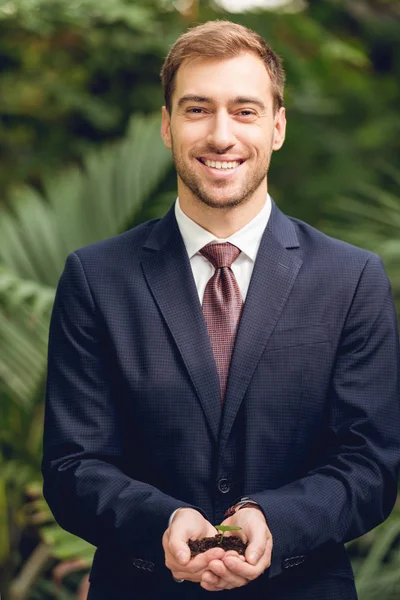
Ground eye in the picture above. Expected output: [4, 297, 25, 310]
[237, 110, 257, 119]
[186, 107, 206, 114]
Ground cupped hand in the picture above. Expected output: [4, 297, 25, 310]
[201, 550, 247, 591]
[201, 507, 273, 592]
[163, 508, 224, 583]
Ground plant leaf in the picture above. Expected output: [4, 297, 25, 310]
[215, 525, 242, 533]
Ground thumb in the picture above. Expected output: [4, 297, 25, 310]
[175, 545, 191, 566]
[168, 534, 191, 566]
[246, 533, 266, 566]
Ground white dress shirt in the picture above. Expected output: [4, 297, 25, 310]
[169, 196, 271, 532]
[175, 195, 272, 303]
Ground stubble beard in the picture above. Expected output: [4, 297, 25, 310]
[171, 142, 271, 210]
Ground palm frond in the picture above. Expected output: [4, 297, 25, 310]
[0, 113, 172, 287]
[0, 267, 51, 407]
[0, 113, 172, 404]
[352, 509, 400, 600]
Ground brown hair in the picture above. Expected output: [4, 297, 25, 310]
[160, 20, 285, 114]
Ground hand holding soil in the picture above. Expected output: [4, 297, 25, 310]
[200, 508, 273, 592]
[163, 508, 226, 584]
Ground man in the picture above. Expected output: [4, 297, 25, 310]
[42, 20, 400, 599]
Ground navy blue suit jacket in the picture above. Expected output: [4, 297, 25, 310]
[42, 202, 400, 599]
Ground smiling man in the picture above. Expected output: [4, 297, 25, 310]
[164, 53, 283, 210]
[162, 46, 285, 231]
[42, 21, 400, 600]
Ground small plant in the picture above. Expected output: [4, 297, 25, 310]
[215, 525, 242, 545]
[188, 525, 246, 557]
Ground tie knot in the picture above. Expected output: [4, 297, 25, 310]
[200, 242, 241, 269]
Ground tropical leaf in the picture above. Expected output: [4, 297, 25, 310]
[0, 478, 9, 564]
[41, 525, 95, 564]
[350, 508, 400, 600]
[0, 267, 51, 407]
[23, 483, 95, 566]
[0, 113, 172, 287]
[0, 113, 172, 405]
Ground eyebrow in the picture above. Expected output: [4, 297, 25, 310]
[231, 96, 267, 111]
[177, 94, 267, 111]
[177, 95, 212, 108]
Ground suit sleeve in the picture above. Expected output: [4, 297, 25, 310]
[250, 254, 400, 578]
[42, 252, 203, 556]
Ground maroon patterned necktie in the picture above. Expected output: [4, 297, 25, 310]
[200, 242, 243, 402]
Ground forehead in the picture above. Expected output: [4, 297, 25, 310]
[173, 52, 272, 107]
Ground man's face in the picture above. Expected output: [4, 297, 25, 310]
[161, 52, 286, 211]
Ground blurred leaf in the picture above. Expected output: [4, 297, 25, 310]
[351, 508, 400, 600]
[321, 38, 369, 66]
[41, 525, 95, 563]
[0, 477, 9, 563]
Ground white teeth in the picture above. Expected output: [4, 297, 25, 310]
[203, 159, 241, 170]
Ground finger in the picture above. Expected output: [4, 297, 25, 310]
[172, 569, 201, 583]
[200, 580, 224, 592]
[172, 558, 216, 583]
[200, 571, 226, 592]
[202, 547, 226, 561]
[170, 546, 225, 578]
[201, 569, 220, 587]
[224, 550, 246, 561]
[207, 558, 248, 588]
[168, 536, 191, 566]
[168, 520, 219, 567]
[223, 554, 269, 581]
[167, 521, 199, 566]
[245, 530, 268, 566]
[186, 547, 225, 573]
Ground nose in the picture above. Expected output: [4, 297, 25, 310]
[206, 110, 236, 151]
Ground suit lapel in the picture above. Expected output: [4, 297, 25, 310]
[219, 203, 303, 458]
[141, 206, 221, 443]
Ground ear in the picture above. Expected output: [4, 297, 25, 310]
[161, 106, 172, 149]
[272, 107, 286, 151]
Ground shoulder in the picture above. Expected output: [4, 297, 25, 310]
[283, 216, 390, 295]
[70, 218, 161, 265]
[290, 216, 379, 266]
[56, 218, 162, 289]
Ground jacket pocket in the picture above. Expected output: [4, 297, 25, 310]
[266, 323, 331, 352]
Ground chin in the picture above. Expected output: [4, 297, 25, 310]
[198, 196, 246, 210]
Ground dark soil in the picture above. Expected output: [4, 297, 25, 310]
[188, 534, 248, 558]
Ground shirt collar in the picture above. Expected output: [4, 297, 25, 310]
[175, 195, 272, 262]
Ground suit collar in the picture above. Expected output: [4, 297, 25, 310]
[219, 203, 302, 456]
[143, 199, 299, 252]
[144, 198, 300, 250]
[174, 196, 272, 262]
[141, 207, 222, 443]
[266, 198, 300, 249]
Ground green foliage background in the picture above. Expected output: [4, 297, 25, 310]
[0, 0, 399, 598]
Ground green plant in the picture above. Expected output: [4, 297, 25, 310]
[348, 505, 400, 600]
[215, 525, 242, 544]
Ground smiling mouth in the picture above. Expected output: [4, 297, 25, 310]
[197, 158, 245, 170]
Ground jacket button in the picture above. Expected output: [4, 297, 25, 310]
[217, 478, 230, 494]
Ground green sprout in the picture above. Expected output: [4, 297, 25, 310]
[215, 525, 242, 544]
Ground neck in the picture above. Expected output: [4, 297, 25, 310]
[178, 183, 268, 239]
